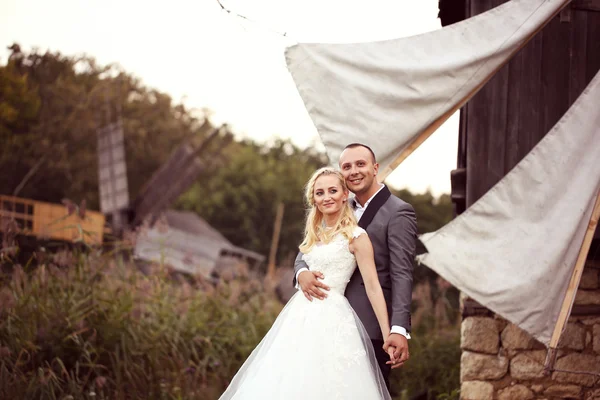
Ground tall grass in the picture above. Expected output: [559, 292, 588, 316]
[0, 246, 460, 400]
[391, 329, 460, 400]
[0, 249, 281, 400]
[390, 278, 461, 400]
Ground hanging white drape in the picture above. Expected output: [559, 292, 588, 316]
[416, 71, 600, 345]
[284, 0, 600, 345]
[285, 0, 571, 177]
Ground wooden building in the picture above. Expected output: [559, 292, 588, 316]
[0, 195, 105, 245]
[134, 210, 265, 281]
[439, 1, 600, 398]
[442, 0, 600, 215]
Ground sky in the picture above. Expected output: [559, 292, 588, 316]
[0, 0, 458, 197]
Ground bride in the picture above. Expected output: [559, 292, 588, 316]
[219, 167, 393, 400]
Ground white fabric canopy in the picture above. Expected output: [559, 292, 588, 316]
[417, 71, 600, 346]
[285, 0, 570, 176]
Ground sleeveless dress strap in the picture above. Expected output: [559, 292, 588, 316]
[352, 226, 367, 238]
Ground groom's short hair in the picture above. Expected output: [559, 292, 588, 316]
[343, 143, 377, 164]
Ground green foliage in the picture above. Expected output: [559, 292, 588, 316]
[1, 44, 455, 271]
[0, 44, 206, 207]
[176, 149, 454, 268]
[0, 246, 460, 400]
[0, 251, 281, 399]
[177, 140, 326, 264]
[436, 389, 460, 400]
[391, 188, 454, 290]
[383, 190, 459, 400]
[0, 62, 40, 136]
[392, 189, 453, 235]
[390, 328, 461, 400]
[1, 44, 460, 398]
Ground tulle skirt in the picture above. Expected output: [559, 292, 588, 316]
[219, 290, 391, 400]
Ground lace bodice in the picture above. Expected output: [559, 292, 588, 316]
[302, 227, 366, 294]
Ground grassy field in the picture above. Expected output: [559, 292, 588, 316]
[0, 246, 459, 400]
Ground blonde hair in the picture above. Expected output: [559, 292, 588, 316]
[299, 167, 358, 253]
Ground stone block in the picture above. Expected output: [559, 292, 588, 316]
[460, 381, 493, 400]
[544, 384, 581, 399]
[558, 323, 586, 350]
[461, 351, 509, 382]
[553, 353, 600, 387]
[498, 384, 534, 400]
[585, 388, 600, 400]
[582, 317, 600, 326]
[509, 350, 546, 380]
[574, 290, 600, 305]
[501, 323, 536, 350]
[594, 325, 600, 353]
[531, 384, 544, 393]
[580, 268, 599, 290]
[461, 317, 500, 354]
[495, 317, 508, 332]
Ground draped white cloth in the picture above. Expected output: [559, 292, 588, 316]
[285, 0, 600, 346]
[417, 72, 600, 345]
[285, 0, 571, 176]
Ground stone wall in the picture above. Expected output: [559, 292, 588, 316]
[460, 261, 600, 400]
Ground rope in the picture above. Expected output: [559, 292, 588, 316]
[215, 0, 291, 38]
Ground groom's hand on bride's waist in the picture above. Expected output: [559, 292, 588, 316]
[298, 270, 330, 301]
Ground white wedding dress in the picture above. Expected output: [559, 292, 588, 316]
[219, 227, 391, 400]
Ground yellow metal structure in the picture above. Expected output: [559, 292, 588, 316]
[0, 195, 105, 245]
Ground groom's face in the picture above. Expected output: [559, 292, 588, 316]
[339, 146, 379, 196]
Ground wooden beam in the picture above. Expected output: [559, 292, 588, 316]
[560, 6, 572, 22]
[461, 298, 494, 318]
[571, 305, 600, 315]
[544, 189, 600, 375]
[462, 298, 600, 318]
[267, 202, 285, 279]
[133, 127, 223, 224]
[572, 0, 600, 12]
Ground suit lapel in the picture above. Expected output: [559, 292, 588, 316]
[357, 186, 391, 229]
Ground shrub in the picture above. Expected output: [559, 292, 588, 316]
[0, 247, 461, 400]
[390, 327, 460, 400]
[0, 249, 281, 400]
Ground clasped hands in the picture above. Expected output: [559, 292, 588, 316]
[298, 270, 409, 369]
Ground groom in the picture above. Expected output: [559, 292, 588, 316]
[294, 143, 417, 388]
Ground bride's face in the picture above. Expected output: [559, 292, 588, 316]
[313, 175, 348, 216]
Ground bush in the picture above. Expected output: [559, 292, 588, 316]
[390, 327, 460, 400]
[0, 249, 281, 400]
[0, 247, 461, 400]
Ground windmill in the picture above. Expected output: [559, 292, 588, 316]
[95, 110, 264, 280]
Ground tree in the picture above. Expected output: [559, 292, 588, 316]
[1, 44, 454, 271]
[392, 189, 453, 234]
[0, 60, 40, 137]
[0, 44, 207, 208]
[177, 145, 454, 266]
[177, 140, 327, 263]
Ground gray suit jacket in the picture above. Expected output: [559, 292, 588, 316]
[293, 185, 417, 341]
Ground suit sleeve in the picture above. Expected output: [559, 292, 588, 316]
[292, 251, 309, 287]
[388, 204, 417, 332]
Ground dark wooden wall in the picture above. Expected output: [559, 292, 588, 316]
[448, 0, 600, 211]
[444, 0, 600, 243]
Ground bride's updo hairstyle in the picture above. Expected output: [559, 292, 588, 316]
[299, 167, 358, 253]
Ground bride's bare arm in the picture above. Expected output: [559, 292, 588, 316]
[351, 233, 390, 340]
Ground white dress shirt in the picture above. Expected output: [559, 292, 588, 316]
[295, 184, 411, 339]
